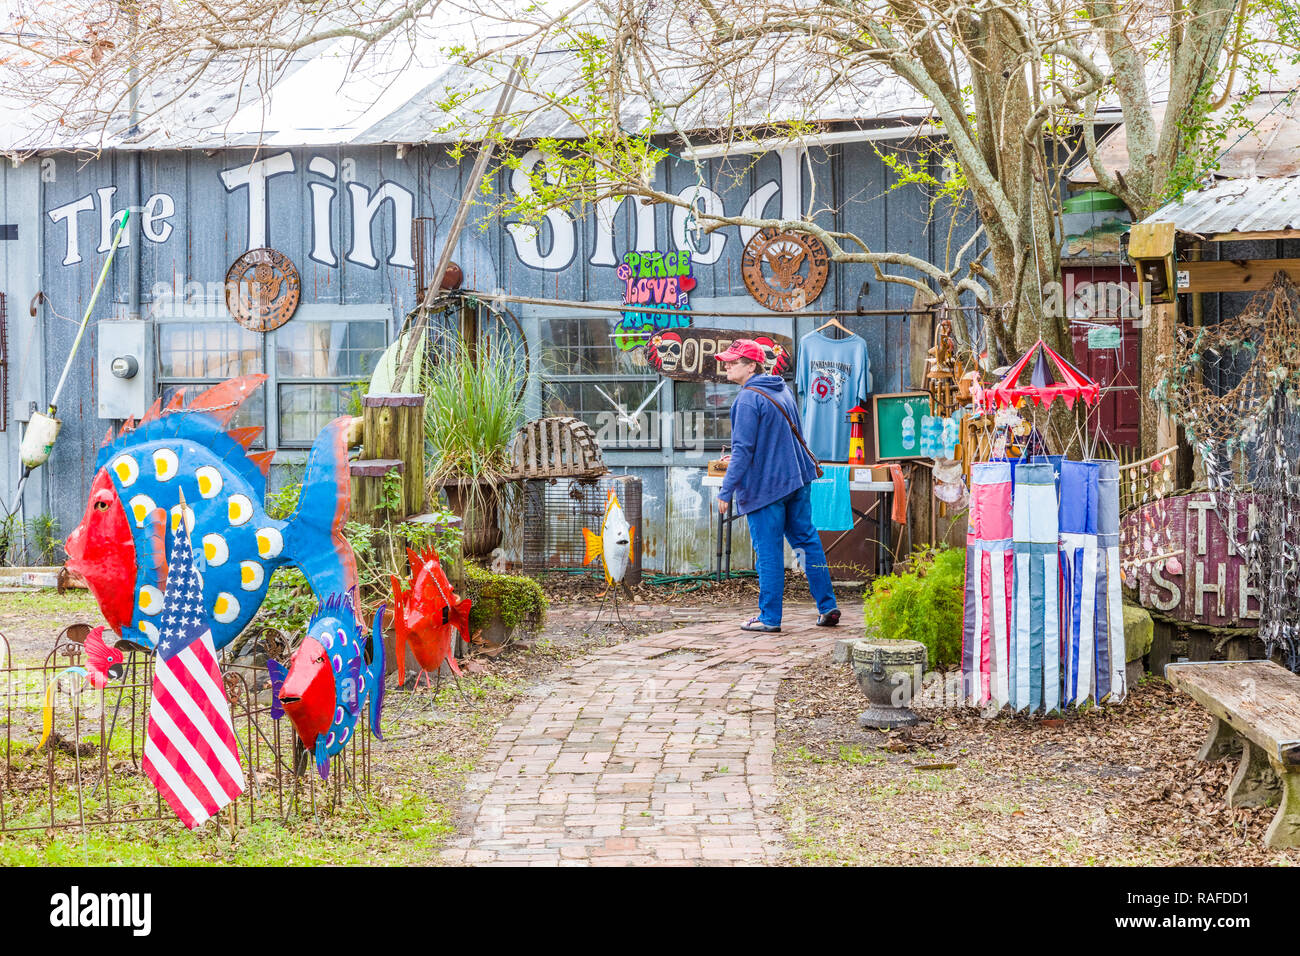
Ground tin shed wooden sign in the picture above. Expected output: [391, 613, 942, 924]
[641, 328, 793, 382]
[1121, 492, 1260, 629]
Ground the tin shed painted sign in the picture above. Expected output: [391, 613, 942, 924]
[1121, 492, 1260, 628]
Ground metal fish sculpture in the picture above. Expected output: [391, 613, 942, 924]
[267, 595, 385, 780]
[390, 548, 472, 685]
[65, 374, 359, 651]
[582, 489, 635, 585]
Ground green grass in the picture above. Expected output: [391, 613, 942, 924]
[0, 790, 454, 866]
[792, 746, 826, 764]
[837, 745, 884, 766]
[0, 589, 101, 624]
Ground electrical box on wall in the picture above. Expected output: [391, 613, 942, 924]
[97, 321, 152, 420]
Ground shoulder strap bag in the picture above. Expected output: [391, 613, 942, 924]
[742, 386, 824, 479]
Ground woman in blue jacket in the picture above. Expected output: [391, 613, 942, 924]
[716, 340, 840, 633]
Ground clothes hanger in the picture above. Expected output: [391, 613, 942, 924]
[815, 315, 852, 339]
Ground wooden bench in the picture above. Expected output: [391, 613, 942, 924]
[1166, 660, 1300, 848]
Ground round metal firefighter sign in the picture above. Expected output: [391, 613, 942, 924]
[741, 227, 830, 311]
[225, 247, 301, 332]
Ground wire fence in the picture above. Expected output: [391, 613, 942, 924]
[0, 627, 373, 835]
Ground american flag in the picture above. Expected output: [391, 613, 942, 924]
[142, 506, 246, 829]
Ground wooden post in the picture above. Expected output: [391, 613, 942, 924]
[360, 393, 425, 519]
[1140, 301, 1178, 457]
[1149, 619, 1176, 676]
[1187, 630, 1215, 662]
[350, 459, 404, 527]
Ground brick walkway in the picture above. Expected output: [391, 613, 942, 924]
[441, 607, 846, 866]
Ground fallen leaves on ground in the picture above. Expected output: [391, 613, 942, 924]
[774, 657, 1299, 866]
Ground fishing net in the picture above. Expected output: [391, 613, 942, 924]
[1152, 272, 1300, 670]
[1152, 272, 1300, 454]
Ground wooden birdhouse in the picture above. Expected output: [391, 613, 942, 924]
[846, 405, 869, 464]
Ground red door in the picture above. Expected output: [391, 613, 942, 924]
[1064, 266, 1141, 451]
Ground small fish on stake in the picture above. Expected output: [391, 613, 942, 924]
[38, 626, 125, 750]
[582, 489, 635, 611]
[267, 594, 385, 780]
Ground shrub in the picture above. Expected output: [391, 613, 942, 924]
[863, 545, 965, 669]
[253, 477, 463, 635]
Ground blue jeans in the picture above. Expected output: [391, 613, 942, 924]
[744, 484, 837, 626]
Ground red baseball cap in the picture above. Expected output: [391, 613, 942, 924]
[716, 339, 766, 363]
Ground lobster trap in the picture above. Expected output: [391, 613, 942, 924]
[520, 474, 642, 584]
[0, 626, 374, 836]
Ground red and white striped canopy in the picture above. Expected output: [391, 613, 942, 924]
[975, 340, 1101, 412]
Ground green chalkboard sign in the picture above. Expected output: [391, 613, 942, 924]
[872, 391, 932, 461]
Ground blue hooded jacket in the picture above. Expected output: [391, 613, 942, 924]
[718, 374, 819, 515]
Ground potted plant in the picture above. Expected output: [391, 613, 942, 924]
[422, 335, 525, 557]
[464, 563, 548, 647]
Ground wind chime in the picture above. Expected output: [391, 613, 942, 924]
[962, 340, 1125, 713]
[1151, 271, 1300, 671]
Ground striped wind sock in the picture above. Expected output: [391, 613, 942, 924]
[1059, 461, 1101, 708]
[1096, 459, 1126, 701]
[1011, 462, 1060, 714]
[962, 462, 1014, 709]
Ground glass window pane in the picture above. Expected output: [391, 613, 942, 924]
[542, 379, 660, 448]
[158, 322, 263, 378]
[159, 383, 266, 445]
[674, 381, 737, 449]
[538, 316, 653, 377]
[276, 320, 387, 379]
[278, 383, 359, 446]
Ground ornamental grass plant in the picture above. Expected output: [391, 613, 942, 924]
[421, 334, 526, 554]
[421, 334, 526, 490]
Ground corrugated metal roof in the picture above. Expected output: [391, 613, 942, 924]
[1068, 86, 1300, 186]
[0, 34, 937, 152]
[1138, 176, 1300, 237]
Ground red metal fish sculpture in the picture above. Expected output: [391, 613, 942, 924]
[83, 625, 125, 689]
[390, 549, 472, 685]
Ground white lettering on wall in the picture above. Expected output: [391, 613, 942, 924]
[671, 185, 727, 265]
[346, 181, 415, 269]
[47, 193, 95, 265]
[505, 148, 576, 271]
[140, 193, 176, 243]
[737, 147, 804, 249]
[590, 194, 656, 267]
[308, 156, 339, 267]
[96, 186, 131, 252]
[219, 151, 296, 250]
[737, 181, 779, 249]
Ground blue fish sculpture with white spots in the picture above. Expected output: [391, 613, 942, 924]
[66, 374, 359, 651]
[268, 595, 386, 779]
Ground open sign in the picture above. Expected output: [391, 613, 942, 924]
[641, 328, 794, 382]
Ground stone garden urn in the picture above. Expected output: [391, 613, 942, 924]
[851, 638, 927, 729]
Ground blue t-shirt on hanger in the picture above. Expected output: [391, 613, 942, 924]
[796, 329, 872, 462]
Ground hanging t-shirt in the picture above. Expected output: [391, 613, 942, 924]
[796, 330, 872, 462]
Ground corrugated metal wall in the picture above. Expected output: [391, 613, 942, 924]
[2, 140, 979, 572]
